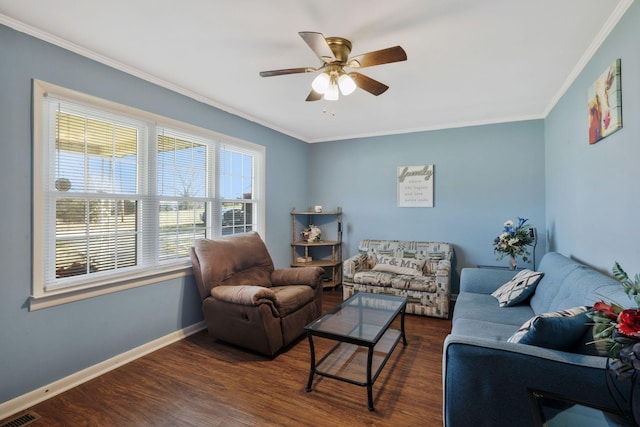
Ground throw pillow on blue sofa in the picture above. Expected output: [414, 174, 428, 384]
[507, 306, 591, 350]
[491, 269, 544, 307]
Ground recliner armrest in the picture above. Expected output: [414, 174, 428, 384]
[211, 285, 279, 310]
[271, 267, 323, 288]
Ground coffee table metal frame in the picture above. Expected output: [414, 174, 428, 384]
[304, 292, 408, 411]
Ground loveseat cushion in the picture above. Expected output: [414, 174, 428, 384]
[423, 253, 448, 274]
[373, 255, 425, 276]
[507, 306, 591, 350]
[353, 271, 438, 292]
[390, 274, 438, 292]
[353, 271, 394, 287]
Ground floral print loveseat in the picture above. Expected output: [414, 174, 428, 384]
[342, 240, 453, 318]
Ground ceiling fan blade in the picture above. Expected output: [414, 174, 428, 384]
[259, 67, 315, 77]
[299, 31, 336, 63]
[350, 72, 389, 96]
[305, 90, 322, 102]
[348, 46, 407, 68]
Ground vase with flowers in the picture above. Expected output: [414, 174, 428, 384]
[492, 217, 535, 270]
[301, 224, 321, 243]
[588, 262, 640, 424]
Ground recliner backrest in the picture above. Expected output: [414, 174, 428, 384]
[190, 232, 275, 301]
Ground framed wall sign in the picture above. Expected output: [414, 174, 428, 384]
[397, 165, 434, 207]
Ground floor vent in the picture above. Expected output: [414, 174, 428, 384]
[0, 411, 41, 427]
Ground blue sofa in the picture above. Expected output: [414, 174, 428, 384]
[443, 252, 633, 427]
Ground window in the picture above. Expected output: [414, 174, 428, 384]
[32, 80, 265, 309]
[220, 149, 256, 236]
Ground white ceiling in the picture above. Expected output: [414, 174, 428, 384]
[0, 0, 631, 143]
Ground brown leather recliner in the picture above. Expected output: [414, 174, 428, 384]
[189, 232, 324, 356]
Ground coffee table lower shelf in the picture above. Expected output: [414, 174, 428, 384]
[305, 328, 404, 411]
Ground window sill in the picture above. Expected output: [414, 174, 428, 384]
[29, 264, 193, 311]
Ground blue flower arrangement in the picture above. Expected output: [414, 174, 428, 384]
[493, 217, 535, 264]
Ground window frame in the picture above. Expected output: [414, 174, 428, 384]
[31, 80, 265, 310]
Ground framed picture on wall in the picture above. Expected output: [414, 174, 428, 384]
[397, 165, 434, 207]
[588, 58, 622, 144]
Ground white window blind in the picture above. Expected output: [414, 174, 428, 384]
[156, 128, 213, 260]
[44, 99, 147, 291]
[220, 146, 257, 236]
[33, 80, 264, 306]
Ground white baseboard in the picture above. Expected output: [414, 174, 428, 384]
[0, 321, 207, 421]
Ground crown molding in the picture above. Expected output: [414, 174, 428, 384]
[306, 113, 546, 143]
[543, 0, 634, 117]
[0, 14, 309, 143]
[2, 1, 635, 145]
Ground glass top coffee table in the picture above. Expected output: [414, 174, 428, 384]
[304, 292, 408, 411]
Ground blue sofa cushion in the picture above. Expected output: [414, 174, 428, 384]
[453, 292, 535, 326]
[451, 318, 521, 342]
[507, 306, 591, 350]
[529, 253, 583, 313]
[491, 269, 544, 307]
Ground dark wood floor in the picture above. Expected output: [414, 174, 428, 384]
[3, 290, 452, 427]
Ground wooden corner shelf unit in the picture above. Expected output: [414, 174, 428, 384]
[291, 207, 342, 289]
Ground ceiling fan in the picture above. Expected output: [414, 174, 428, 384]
[259, 32, 407, 101]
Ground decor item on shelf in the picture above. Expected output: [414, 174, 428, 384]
[302, 224, 321, 242]
[314, 205, 323, 213]
[588, 261, 640, 424]
[492, 217, 535, 270]
[291, 208, 342, 289]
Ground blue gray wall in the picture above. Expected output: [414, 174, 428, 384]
[2, 0, 639, 409]
[0, 24, 309, 404]
[545, 1, 640, 276]
[308, 121, 546, 285]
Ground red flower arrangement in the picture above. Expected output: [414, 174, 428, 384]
[589, 263, 640, 424]
[617, 309, 640, 338]
[589, 262, 640, 380]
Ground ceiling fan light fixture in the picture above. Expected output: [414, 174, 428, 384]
[338, 73, 356, 96]
[311, 73, 330, 94]
[324, 82, 339, 101]
[259, 32, 406, 102]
